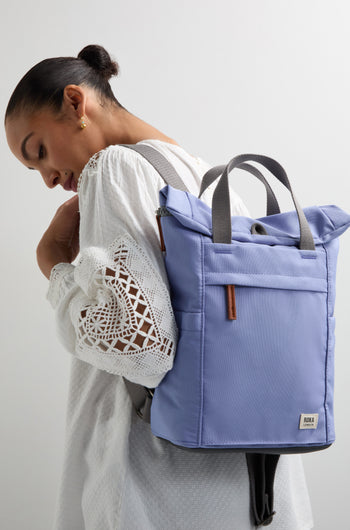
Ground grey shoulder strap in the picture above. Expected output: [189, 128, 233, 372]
[123, 378, 152, 422]
[120, 143, 190, 192]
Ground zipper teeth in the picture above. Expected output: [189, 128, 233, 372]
[156, 206, 172, 216]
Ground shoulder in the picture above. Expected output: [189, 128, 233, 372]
[82, 144, 152, 175]
[82, 140, 211, 176]
[78, 140, 216, 201]
[78, 143, 167, 197]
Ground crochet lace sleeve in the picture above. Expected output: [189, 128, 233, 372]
[46, 232, 178, 388]
[45, 145, 181, 387]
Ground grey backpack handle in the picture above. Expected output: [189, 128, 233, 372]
[199, 154, 315, 251]
[200, 162, 281, 217]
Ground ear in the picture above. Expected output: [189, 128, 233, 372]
[62, 85, 87, 120]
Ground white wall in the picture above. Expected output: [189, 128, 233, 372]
[1, 1, 349, 529]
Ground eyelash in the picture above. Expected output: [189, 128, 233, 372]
[38, 145, 44, 160]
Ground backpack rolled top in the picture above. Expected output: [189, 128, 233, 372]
[121, 145, 350, 527]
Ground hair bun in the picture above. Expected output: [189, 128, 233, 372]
[78, 44, 119, 80]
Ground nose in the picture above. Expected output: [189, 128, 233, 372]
[41, 169, 60, 189]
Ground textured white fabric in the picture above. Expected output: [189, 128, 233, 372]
[47, 139, 314, 529]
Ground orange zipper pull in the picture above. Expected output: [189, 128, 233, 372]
[226, 285, 237, 320]
[156, 214, 166, 251]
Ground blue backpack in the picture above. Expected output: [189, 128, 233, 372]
[121, 145, 350, 527]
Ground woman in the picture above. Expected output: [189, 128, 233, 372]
[5, 45, 314, 530]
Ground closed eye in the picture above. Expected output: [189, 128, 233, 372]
[38, 145, 45, 160]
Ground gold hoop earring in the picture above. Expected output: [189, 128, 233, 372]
[80, 116, 87, 129]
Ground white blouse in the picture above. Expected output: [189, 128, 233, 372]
[47, 139, 314, 530]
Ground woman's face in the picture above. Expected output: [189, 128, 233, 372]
[5, 87, 105, 192]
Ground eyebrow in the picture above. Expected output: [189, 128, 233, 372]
[21, 132, 34, 161]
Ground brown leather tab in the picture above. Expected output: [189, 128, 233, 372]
[156, 215, 166, 251]
[226, 285, 237, 320]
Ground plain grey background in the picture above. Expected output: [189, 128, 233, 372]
[1, 1, 349, 529]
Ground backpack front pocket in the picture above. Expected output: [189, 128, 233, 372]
[201, 242, 332, 449]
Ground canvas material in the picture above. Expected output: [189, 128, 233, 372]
[150, 186, 350, 450]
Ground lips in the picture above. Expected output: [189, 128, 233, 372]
[64, 173, 76, 192]
[71, 177, 78, 193]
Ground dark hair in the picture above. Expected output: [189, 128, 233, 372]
[5, 44, 125, 122]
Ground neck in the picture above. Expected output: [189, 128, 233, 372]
[101, 106, 179, 147]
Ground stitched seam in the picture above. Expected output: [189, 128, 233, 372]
[322, 243, 330, 443]
[199, 234, 205, 446]
[185, 191, 194, 219]
[205, 273, 326, 281]
[320, 206, 336, 229]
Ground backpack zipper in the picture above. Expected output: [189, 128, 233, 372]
[155, 208, 171, 251]
[155, 206, 172, 217]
